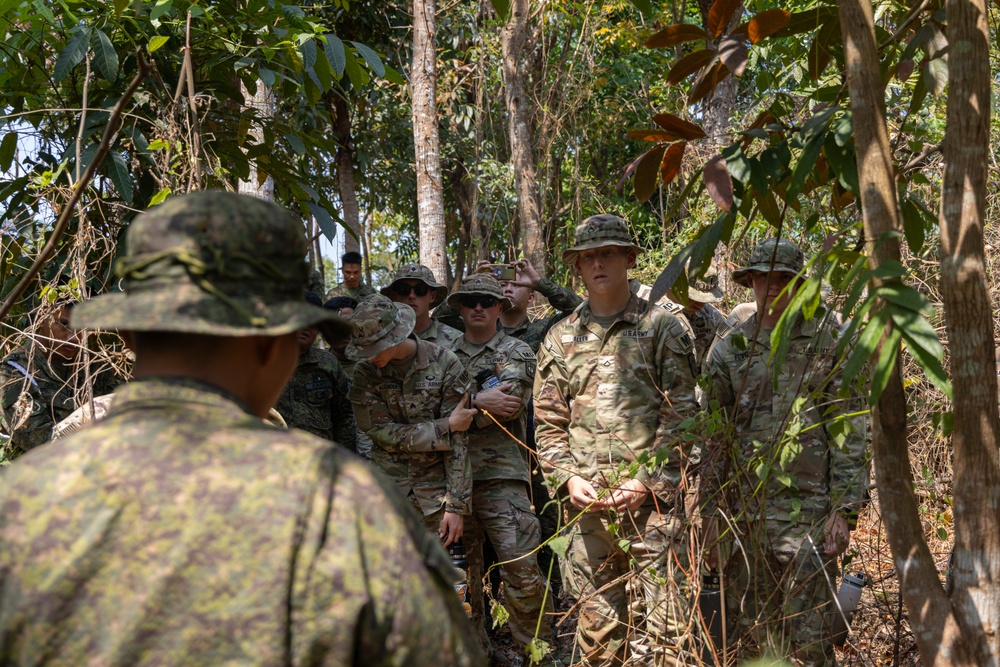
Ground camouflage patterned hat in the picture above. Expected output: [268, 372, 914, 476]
[380, 263, 449, 308]
[562, 214, 645, 264]
[731, 238, 806, 288]
[72, 191, 352, 342]
[446, 273, 512, 312]
[685, 259, 724, 303]
[345, 294, 416, 361]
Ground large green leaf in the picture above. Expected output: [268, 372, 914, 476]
[54, 27, 91, 82]
[324, 34, 346, 77]
[308, 202, 340, 242]
[786, 133, 823, 201]
[107, 150, 133, 204]
[489, 0, 510, 20]
[90, 29, 118, 82]
[351, 41, 385, 78]
[0, 132, 17, 172]
[889, 304, 951, 398]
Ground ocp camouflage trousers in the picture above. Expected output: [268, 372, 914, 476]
[561, 503, 696, 667]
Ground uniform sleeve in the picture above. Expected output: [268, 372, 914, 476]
[439, 358, 473, 515]
[637, 313, 701, 495]
[532, 330, 576, 494]
[0, 361, 54, 454]
[349, 367, 451, 454]
[330, 361, 357, 453]
[296, 450, 484, 666]
[827, 328, 871, 525]
[536, 277, 583, 315]
[473, 342, 535, 429]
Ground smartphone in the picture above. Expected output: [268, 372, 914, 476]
[492, 264, 516, 281]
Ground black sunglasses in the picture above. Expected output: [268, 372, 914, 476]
[394, 283, 431, 297]
[459, 294, 499, 309]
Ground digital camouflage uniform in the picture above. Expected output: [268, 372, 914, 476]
[418, 317, 463, 348]
[0, 191, 482, 666]
[326, 281, 376, 302]
[347, 296, 474, 534]
[448, 274, 553, 651]
[0, 344, 118, 458]
[275, 344, 357, 450]
[534, 215, 702, 666]
[704, 239, 870, 666]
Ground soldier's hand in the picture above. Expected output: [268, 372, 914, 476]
[823, 512, 851, 555]
[508, 259, 541, 289]
[606, 478, 649, 512]
[473, 260, 494, 275]
[448, 395, 477, 432]
[566, 475, 602, 511]
[473, 384, 521, 419]
[439, 511, 464, 547]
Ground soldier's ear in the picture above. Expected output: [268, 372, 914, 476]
[626, 250, 638, 269]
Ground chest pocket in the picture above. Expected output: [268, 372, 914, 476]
[304, 376, 334, 405]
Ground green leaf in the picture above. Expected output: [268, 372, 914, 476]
[721, 144, 751, 185]
[342, 50, 369, 89]
[149, 186, 171, 206]
[107, 150, 133, 204]
[149, 0, 173, 21]
[258, 66, 276, 88]
[786, 133, 823, 201]
[900, 195, 927, 254]
[113, 0, 127, 14]
[324, 34, 346, 77]
[889, 304, 951, 399]
[629, 0, 653, 16]
[877, 281, 930, 314]
[844, 308, 887, 385]
[90, 29, 119, 82]
[54, 27, 91, 83]
[301, 38, 317, 70]
[924, 56, 948, 95]
[148, 35, 170, 53]
[489, 0, 510, 19]
[617, 538, 632, 553]
[285, 133, 306, 156]
[307, 202, 339, 241]
[147, 138, 169, 151]
[547, 535, 569, 558]
[870, 325, 902, 405]
[0, 132, 17, 172]
[490, 600, 510, 628]
[351, 41, 385, 78]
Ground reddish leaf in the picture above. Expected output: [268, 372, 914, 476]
[756, 188, 782, 226]
[745, 9, 792, 43]
[896, 59, 915, 82]
[718, 35, 748, 77]
[666, 48, 716, 85]
[634, 145, 667, 203]
[645, 23, 709, 48]
[660, 142, 686, 185]
[652, 113, 706, 140]
[627, 129, 683, 143]
[688, 61, 730, 105]
[703, 155, 733, 211]
[707, 0, 741, 37]
[616, 153, 645, 193]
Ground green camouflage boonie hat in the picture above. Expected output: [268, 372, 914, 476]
[380, 263, 448, 308]
[345, 294, 416, 361]
[446, 273, 512, 312]
[686, 259, 724, 304]
[562, 214, 645, 264]
[731, 238, 806, 288]
[72, 191, 352, 341]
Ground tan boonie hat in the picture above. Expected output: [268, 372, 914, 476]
[380, 263, 448, 308]
[731, 238, 806, 288]
[446, 273, 512, 312]
[686, 259, 724, 304]
[345, 294, 416, 361]
[562, 214, 645, 264]
[72, 191, 352, 342]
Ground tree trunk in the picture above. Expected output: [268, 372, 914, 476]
[838, 1, 985, 664]
[940, 0, 1000, 661]
[237, 79, 274, 201]
[501, 0, 545, 275]
[411, 0, 448, 284]
[333, 94, 361, 254]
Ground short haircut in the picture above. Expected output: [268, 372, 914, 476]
[129, 331, 230, 361]
[341, 252, 363, 265]
[324, 296, 359, 311]
[304, 291, 323, 308]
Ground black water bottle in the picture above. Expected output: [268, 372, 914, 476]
[699, 571, 724, 662]
[448, 540, 473, 618]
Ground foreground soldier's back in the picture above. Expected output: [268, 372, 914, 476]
[0, 191, 481, 667]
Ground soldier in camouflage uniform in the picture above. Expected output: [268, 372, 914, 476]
[347, 294, 477, 546]
[534, 215, 702, 666]
[0, 191, 482, 666]
[703, 238, 870, 666]
[274, 292, 356, 450]
[0, 301, 118, 458]
[448, 274, 554, 655]
[326, 250, 377, 301]
[382, 263, 462, 347]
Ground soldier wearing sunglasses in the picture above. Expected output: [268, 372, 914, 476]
[382, 264, 462, 348]
[448, 274, 553, 660]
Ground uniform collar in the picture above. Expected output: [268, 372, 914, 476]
[455, 329, 502, 355]
[111, 376, 255, 417]
[573, 292, 648, 327]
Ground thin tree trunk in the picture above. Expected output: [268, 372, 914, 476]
[333, 94, 361, 254]
[501, 0, 545, 275]
[940, 0, 1000, 661]
[237, 80, 274, 201]
[411, 0, 448, 283]
[838, 0, 983, 664]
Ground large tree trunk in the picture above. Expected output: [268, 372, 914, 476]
[411, 0, 448, 283]
[501, 0, 545, 275]
[333, 94, 361, 254]
[838, 0, 986, 664]
[237, 80, 275, 201]
[940, 0, 1000, 661]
